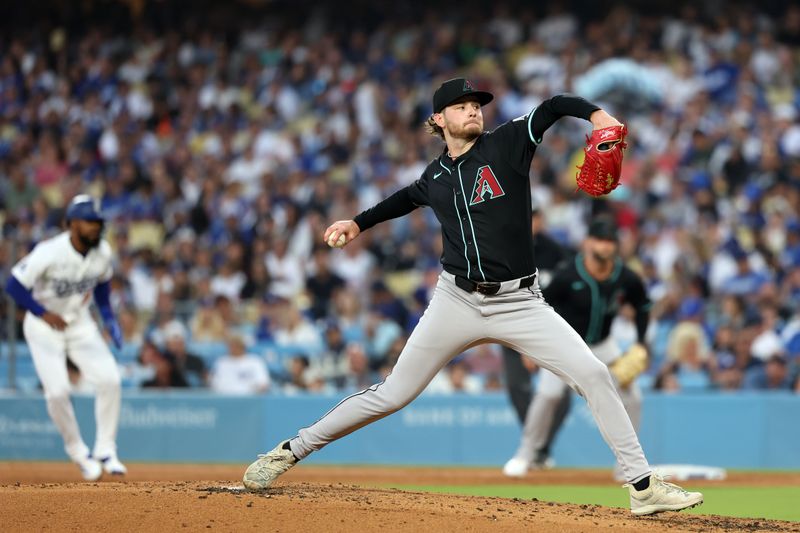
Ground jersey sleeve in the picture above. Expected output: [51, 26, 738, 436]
[353, 175, 429, 232]
[10, 243, 50, 289]
[488, 94, 599, 176]
[407, 173, 430, 207]
[623, 270, 652, 342]
[528, 94, 600, 142]
[487, 112, 538, 175]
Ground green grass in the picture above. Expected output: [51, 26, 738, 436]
[385, 484, 800, 522]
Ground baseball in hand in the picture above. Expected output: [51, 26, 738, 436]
[327, 233, 347, 248]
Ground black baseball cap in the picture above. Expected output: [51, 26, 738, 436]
[587, 217, 618, 241]
[432, 78, 494, 113]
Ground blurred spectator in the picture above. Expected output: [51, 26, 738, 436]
[118, 308, 144, 346]
[305, 246, 346, 321]
[331, 237, 376, 292]
[265, 235, 305, 300]
[284, 355, 312, 394]
[139, 341, 189, 389]
[190, 295, 239, 342]
[368, 280, 409, 329]
[240, 257, 272, 301]
[720, 245, 771, 298]
[3, 166, 37, 215]
[363, 310, 403, 365]
[653, 365, 682, 394]
[342, 342, 376, 392]
[210, 261, 247, 302]
[162, 320, 208, 387]
[665, 298, 712, 390]
[743, 354, 794, 390]
[210, 336, 271, 395]
[273, 300, 323, 354]
[427, 360, 483, 394]
[314, 322, 350, 387]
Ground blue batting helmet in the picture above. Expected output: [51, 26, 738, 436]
[65, 195, 104, 222]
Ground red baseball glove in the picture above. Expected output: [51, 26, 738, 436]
[575, 124, 628, 197]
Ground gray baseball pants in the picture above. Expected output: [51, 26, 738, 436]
[289, 272, 651, 482]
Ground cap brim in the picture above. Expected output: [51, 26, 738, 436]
[437, 91, 494, 112]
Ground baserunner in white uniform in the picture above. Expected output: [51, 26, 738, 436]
[242, 78, 703, 515]
[6, 195, 127, 480]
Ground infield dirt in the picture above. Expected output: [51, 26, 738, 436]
[1, 463, 798, 532]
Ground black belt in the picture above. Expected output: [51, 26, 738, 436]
[454, 274, 536, 296]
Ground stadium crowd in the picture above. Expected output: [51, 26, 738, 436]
[1, 0, 800, 394]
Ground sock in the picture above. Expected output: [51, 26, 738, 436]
[282, 440, 299, 461]
[632, 475, 650, 491]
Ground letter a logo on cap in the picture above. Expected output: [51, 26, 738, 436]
[463, 79, 475, 91]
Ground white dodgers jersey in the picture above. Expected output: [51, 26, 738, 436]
[11, 232, 113, 324]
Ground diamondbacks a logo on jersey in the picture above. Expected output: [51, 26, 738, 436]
[470, 165, 505, 205]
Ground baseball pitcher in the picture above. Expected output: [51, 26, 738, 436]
[5, 195, 126, 480]
[242, 78, 702, 515]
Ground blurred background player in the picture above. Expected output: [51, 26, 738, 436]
[4, 195, 126, 480]
[500, 207, 572, 466]
[503, 216, 651, 480]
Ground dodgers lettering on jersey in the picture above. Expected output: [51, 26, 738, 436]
[11, 232, 113, 324]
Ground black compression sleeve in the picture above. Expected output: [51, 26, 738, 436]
[635, 308, 649, 344]
[530, 94, 601, 142]
[352, 187, 419, 232]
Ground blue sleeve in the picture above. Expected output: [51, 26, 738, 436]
[5, 276, 47, 316]
[93, 280, 115, 324]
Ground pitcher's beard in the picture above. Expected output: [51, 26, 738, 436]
[449, 123, 481, 141]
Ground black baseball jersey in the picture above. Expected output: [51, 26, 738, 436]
[353, 94, 600, 282]
[542, 253, 651, 345]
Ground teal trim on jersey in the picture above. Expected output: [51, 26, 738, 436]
[609, 257, 623, 283]
[527, 107, 542, 145]
[575, 253, 603, 344]
[438, 159, 452, 174]
[453, 194, 471, 279]
[457, 160, 486, 281]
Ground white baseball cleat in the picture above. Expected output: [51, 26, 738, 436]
[626, 474, 704, 516]
[76, 456, 102, 481]
[100, 455, 128, 476]
[243, 440, 298, 490]
[502, 457, 530, 478]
